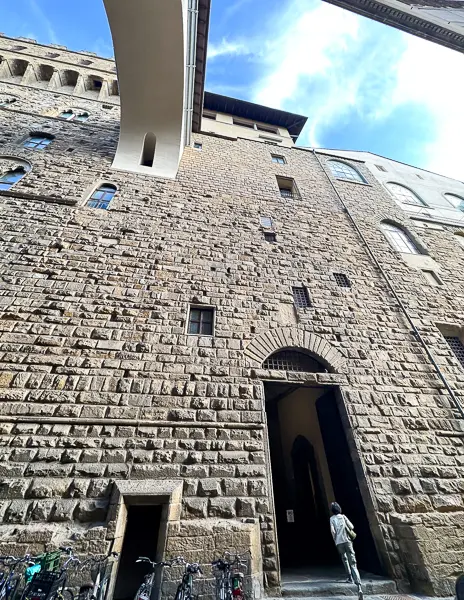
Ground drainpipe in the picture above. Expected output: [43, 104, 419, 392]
[311, 148, 464, 420]
[184, 0, 199, 147]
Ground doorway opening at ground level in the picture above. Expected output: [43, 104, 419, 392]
[265, 382, 383, 576]
[113, 504, 162, 600]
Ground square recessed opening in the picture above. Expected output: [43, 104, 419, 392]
[264, 232, 277, 243]
[334, 272, 351, 288]
[422, 269, 442, 286]
[277, 176, 298, 200]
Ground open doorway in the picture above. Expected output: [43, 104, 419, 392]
[113, 504, 162, 600]
[265, 382, 383, 576]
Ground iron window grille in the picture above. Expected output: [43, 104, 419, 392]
[188, 307, 214, 335]
[444, 336, 464, 369]
[263, 350, 323, 372]
[292, 286, 311, 308]
[277, 177, 299, 199]
[24, 135, 53, 150]
[264, 232, 277, 243]
[86, 184, 117, 210]
[272, 155, 286, 164]
[333, 273, 351, 288]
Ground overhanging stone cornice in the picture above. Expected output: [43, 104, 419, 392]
[323, 0, 464, 52]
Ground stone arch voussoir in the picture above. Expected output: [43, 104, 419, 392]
[244, 327, 346, 372]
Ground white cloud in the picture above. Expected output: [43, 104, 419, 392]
[28, 0, 59, 45]
[387, 34, 464, 179]
[208, 38, 251, 60]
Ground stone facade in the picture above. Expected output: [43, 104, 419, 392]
[0, 37, 464, 598]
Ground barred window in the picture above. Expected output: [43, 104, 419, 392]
[188, 307, 214, 335]
[333, 273, 351, 288]
[263, 350, 324, 373]
[292, 287, 310, 308]
[277, 176, 299, 200]
[444, 336, 464, 369]
[86, 184, 117, 210]
[386, 183, 426, 206]
[264, 232, 276, 243]
[328, 160, 366, 183]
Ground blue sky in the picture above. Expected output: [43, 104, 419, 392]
[2, 0, 464, 179]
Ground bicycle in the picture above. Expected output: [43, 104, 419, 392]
[21, 547, 81, 600]
[173, 557, 203, 600]
[0, 555, 36, 600]
[77, 552, 118, 600]
[133, 557, 175, 600]
[212, 553, 248, 600]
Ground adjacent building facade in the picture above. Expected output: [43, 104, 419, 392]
[0, 19, 464, 600]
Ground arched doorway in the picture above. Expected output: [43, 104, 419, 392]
[263, 348, 383, 577]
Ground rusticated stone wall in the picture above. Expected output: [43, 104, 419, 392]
[0, 39, 464, 598]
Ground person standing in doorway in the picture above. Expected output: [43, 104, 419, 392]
[330, 502, 363, 600]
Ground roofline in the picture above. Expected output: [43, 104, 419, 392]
[192, 0, 211, 135]
[202, 92, 308, 140]
[312, 147, 464, 184]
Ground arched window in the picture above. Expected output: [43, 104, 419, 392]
[0, 96, 17, 107]
[0, 167, 27, 191]
[327, 160, 366, 183]
[263, 349, 326, 373]
[23, 132, 54, 150]
[141, 132, 156, 167]
[86, 184, 117, 210]
[59, 109, 89, 122]
[445, 193, 464, 212]
[386, 182, 426, 206]
[381, 222, 422, 254]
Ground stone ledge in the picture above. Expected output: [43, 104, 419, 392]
[0, 189, 78, 206]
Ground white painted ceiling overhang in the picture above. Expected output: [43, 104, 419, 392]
[103, 0, 210, 179]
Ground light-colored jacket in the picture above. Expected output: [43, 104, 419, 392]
[330, 514, 354, 545]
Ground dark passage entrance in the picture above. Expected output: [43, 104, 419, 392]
[113, 504, 162, 600]
[265, 382, 383, 575]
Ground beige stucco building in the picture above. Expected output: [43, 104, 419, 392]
[0, 4, 464, 599]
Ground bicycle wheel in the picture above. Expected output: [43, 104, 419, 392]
[173, 585, 184, 600]
[7, 576, 20, 600]
[55, 589, 74, 600]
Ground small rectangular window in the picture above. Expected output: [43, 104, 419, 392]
[333, 273, 351, 288]
[272, 154, 286, 164]
[422, 270, 442, 286]
[277, 176, 298, 200]
[292, 287, 311, 308]
[193, 142, 202, 150]
[264, 232, 277, 243]
[233, 118, 255, 129]
[257, 124, 278, 134]
[260, 216, 273, 228]
[444, 336, 464, 369]
[203, 112, 216, 120]
[188, 307, 214, 336]
[375, 164, 387, 172]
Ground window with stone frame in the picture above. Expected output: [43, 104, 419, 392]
[444, 336, 464, 369]
[381, 222, 422, 254]
[86, 184, 117, 210]
[292, 286, 311, 308]
[277, 176, 299, 200]
[333, 273, 351, 288]
[59, 109, 90, 123]
[188, 306, 214, 335]
[0, 167, 27, 191]
[386, 182, 426, 206]
[271, 154, 286, 164]
[327, 160, 366, 183]
[23, 133, 54, 151]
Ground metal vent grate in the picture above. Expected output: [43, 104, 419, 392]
[334, 272, 351, 288]
[292, 287, 311, 308]
[444, 336, 464, 368]
[263, 350, 321, 372]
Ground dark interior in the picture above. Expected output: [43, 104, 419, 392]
[113, 504, 162, 600]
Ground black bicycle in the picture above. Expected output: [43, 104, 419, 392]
[21, 547, 81, 600]
[133, 557, 173, 600]
[212, 553, 248, 600]
[173, 557, 203, 600]
[0, 555, 35, 600]
[77, 552, 118, 600]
